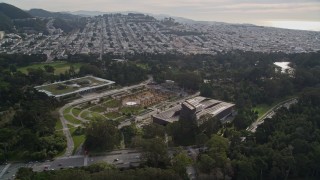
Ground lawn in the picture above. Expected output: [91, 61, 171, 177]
[78, 102, 93, 110]
[55, 119, 63, 130]
[80, 110, 91, 119]
[64, 114, 82, 124]
[90, 112, 106, 120]
[90, 105, 106, 113]
[63, 107, 72, 115]
[18, 61, 85, 75]
[120, 106, 143, 115]
[103, 99, 121, 108]
[55, 119, 64, 136]
[72, 107, 82, 117]
[253, 104, 271, 118]
[104, 111, 123, 119]
[73, 134, 85, 154]
[67, 124, 85, 155]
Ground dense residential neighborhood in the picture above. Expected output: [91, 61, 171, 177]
[1, 2, 320, 180]
[1, 14, 320, 60]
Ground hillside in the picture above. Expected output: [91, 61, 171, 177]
[29, 8, 79, 20]
[0, 12, 13, 31]
[0, 3, 50, 33]
[0, 3, 32, 19]
[0, 3, 33, 31]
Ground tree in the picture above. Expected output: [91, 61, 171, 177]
[85, 120, 121, 151]
[79, 64, 103, 77]
[197, 154, 214, 173]
[200, 83, 213, 97]
[121, 124, 141, 147]
[69, 65, 76, 77]
[44, 65, 55, 74]
[142, 123, 165, 139]
[198, 115, 221, 136]
[83, 162, 115, 173]
[141, 137, 170, 168]
[195, 133, 208, 146]
[16, 167, 34, 180]
[172, 151, 192, 177]
[233, 158, 257, 180]
[197, 135, 232, 178]
[9, 64, 17, 73]
[167, 120, 198, 146]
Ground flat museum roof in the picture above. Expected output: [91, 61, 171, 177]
[35, 75, 115, 98]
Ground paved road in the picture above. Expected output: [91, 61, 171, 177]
[0, 163, 24, 180]
[0, 149, 142, 178]
[0, 146, 203, 179]
[247, 98, 298, 132]
[32, 149, 142, 172]
[0, 163, 11, 178]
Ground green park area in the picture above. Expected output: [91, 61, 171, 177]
[18, 61, 85, 75]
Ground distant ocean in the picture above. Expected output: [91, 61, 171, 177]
[264, 21, 320, 31]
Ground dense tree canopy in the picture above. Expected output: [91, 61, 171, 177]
[227, 89, 320, 179]
[16, 165, 181, 180]
[84, 120, 121, 151]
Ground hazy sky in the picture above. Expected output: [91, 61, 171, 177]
[2, 0, 320, 30]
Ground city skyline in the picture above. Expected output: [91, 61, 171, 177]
[2, 0, 320, 31]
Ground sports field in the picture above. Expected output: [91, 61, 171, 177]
[18, 61, 85, 75]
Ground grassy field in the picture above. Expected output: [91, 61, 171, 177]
[253, 104, 271, 118]
[104, 111, 123, 119]
[18, 61, 85, 75]
[64, 114, 82, 124]
[104, 99, 121, 108]
[63, 107, 72, 115]
[54, 119, 64, 137]
[120, 106, 143, 115]
[90, 112, 106, 120]
[67, 124, 85, 155]
[80, 110, 91, 119]
[72, 107, 81, 117]
[55, 119, 63, 130]
[73, 134, 85, 154]
[54, 119, 66, 157]
[90, 105, 106, 113]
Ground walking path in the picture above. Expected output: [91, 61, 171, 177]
[0, 163, 11, 179]
[59, 106, 75, 157]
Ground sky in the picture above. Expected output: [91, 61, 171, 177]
[2, 0, 320, 31]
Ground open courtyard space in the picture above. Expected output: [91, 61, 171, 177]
[35, 76, 115, 98]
